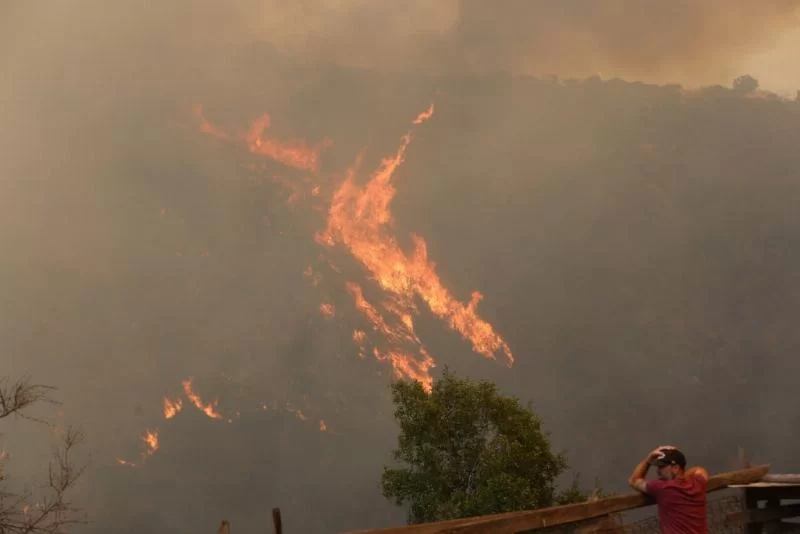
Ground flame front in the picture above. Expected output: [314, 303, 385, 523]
[182, 378, 223, 419]
[318, 107, 514, 374]
[194, 102, 513, 391]
[192, 105, 230, 141]
[117, 379, 333, 468]
[412, 103, 434, 125]
[319, 302, 336, 319]
[244, 114, 327, 173]
[163, 397, 183, 419]
[143, 430, 159, 455]
[346, 282, 434, 390]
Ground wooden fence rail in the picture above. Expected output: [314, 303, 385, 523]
[348, 465, 769, 534]
[211, 465, 771, 534]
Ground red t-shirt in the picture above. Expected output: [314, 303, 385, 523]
[645, 475, 708, 534]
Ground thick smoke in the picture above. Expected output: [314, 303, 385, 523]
[26, 0, 791, 86]
[3, 2, 800, 533]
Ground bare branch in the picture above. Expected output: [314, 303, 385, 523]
[0, 377, 58, 422]
[0, 377, 86, 533]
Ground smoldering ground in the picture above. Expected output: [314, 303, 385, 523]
[3, 2, 800, 532]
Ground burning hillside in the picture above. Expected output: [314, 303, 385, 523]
[113, 101, 514, 465]
[191, 102, 513, 389]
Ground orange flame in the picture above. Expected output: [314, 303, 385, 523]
[116, 458, 137, 467]
[317, 107, 513, 378]
[352, 329, 368, 359]
[412, 103, 434, 125]
[244, 114, 326, 172]
[319, 302, 336, 319]
[192, 104, 231, 140]
[193, 104, 329, 173]
[319, 420, 327, 432]
[143, 429, 159, 455]
[304, 265, 322, 287]
[346, 283, 434, 390]
[182, 378, 223, 419]
[194, 103, 513, 390]
[163, 397, 183, 419]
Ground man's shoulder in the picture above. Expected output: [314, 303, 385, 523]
[687, 473, 709, 489]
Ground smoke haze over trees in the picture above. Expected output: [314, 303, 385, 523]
[3, 2, 800, 532]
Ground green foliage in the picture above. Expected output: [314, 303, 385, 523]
[381, 369, 587, 524]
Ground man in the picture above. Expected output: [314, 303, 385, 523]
[628, 445, 709, 534]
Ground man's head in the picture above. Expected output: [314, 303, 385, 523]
[652, 448, 687, 480]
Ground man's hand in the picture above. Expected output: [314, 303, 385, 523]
[647, 445, 677, 463]
[629, 447, 660, 494]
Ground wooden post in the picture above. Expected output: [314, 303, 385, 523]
[743, 488, 761, 534]
[739, 446, 751, 469]
[272, 508, 283, 534]
[729, 485, 800, 534]
[762, 498, 781, 534]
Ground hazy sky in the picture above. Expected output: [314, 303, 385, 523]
[738, 26, 800, 96]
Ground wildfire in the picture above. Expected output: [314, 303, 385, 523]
[304, 265, 323, 287]
[244, 113, 328, 172]
[194, 102, 514, 390]
[346, 283, 434, 390]
[317, 106, 514, 375]
[192, 104, 230, 140]
[163, 397, 183, 419]
[143, 430, 159, 455]
[319, 302, 336, 319]
[117, 378, 337, 468]
[182, 378, 223, 419]
[412, 103, 434, 125]
[192, 105, 328, 173]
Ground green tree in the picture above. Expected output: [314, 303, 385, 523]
[381, 369, 587, 524]
[732, 74, 759, 94]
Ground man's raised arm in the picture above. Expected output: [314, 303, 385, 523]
[629, 446, 673, 493]
[628, 452, 653, 493]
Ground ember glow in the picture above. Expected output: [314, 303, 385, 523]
[319, 302, 336, 319]
[412, 103, 435, 124]
[243, 113, 329, 173]
[193, 103, 513, 390]
[181, 378, 223, 420]
[143, 430, 159, 455]
[163, 397, 183, 419]
[117, 379, 331, 467]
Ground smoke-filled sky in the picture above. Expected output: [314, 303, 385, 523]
[3, 2, 800, 533]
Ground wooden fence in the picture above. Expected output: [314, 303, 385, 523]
[215, 466, 800, 533]
[348, 465, 769, 534]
